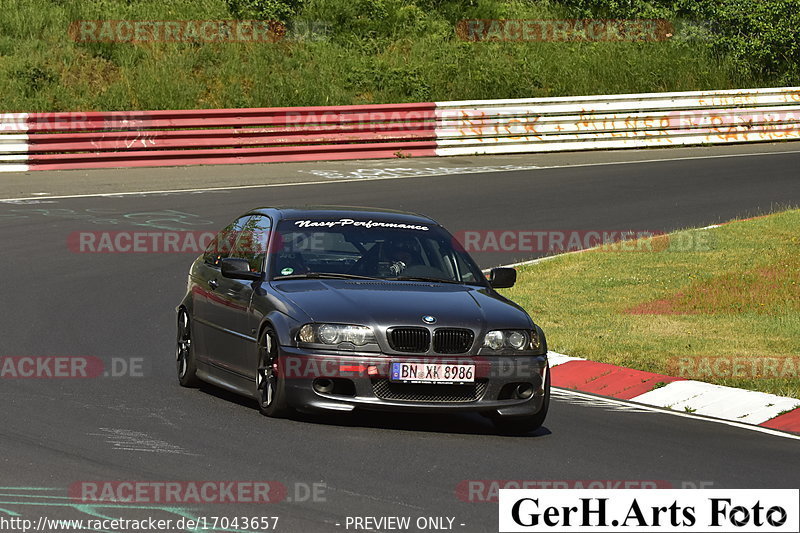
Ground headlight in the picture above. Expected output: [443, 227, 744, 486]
[507, 331, 526, 350]
[298, 323, 375, 346]
[483, 330, 537, 352]
[530, 327, 542, 351]
[318, 324, 341, 344]
[484, 330, 505, 350]
[298, 324, 315, 343]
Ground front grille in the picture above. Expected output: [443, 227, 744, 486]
[372, 379, 488, 403]
[433, 328, 474, 354]
[388, 327, 431, 353]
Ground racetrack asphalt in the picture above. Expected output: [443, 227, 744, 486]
[0, 147, 798, 532]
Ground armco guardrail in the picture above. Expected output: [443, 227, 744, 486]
[1, 87, 799, 172]
[0, 103, 439, 172]
[434, 86, 800, 156]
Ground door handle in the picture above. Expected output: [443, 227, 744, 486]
[209, 279, 219, 290]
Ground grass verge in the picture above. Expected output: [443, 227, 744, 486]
[502, 209, 800, 399]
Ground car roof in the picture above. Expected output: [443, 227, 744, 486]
[251, 206, 439, 225]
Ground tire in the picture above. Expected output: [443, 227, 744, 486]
[176, 309, 200, 387]
[492, 368, 550, 435]
[256, 328, 292, 418]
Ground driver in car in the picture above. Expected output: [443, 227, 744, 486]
[385, 241, 418, 275]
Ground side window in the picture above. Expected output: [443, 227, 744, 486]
[452, 252, 478, 282]
[230, 214, 272, 272]
[203, 215, 252, 267]
[428, 238, 477, 282]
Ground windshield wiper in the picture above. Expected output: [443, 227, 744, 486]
[274, 273, 384, 280]
[385, 276, 464, 285]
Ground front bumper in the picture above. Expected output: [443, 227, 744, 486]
[278, 346, 548, 417]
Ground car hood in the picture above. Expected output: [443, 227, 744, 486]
[269, 279, 532, 330]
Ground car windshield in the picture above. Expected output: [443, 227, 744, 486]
[270, 218, 486, 285]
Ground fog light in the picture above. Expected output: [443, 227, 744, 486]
[313, 378, 334, 394]
[514, 383, 534, 399]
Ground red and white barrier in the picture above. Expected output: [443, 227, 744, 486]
[0, 104, 438, 171]
[2, 87, 800, 172]
[548, 352, 800, 435]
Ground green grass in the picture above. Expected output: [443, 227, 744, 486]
[502, 209, 800, 399]
[0, 0, 766, 111]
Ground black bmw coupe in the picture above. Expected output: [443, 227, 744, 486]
[176, 206, 550, 434]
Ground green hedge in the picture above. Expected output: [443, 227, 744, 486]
[0, 0, 794, 111]
[559, 0, 800, 83]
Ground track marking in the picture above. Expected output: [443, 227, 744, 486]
[326, 487, 425, 511]
[551, 389, 652, 413]
[1, 147, 799, 202]
[89, 428, 199, 456]
[553, 387, 800, 441]
[0, 167, 538, 202]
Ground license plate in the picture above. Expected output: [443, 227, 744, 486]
[390, 362, 475, 384]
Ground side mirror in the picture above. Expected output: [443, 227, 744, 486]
[221, 257, 262, 281]
[488, 267, 516, 289]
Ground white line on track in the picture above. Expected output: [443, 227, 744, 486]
[0, 166, 538, 202]
[551, 389, 653, 413]
[553, 387, 800, 441]
[1, 147, 799, 202]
